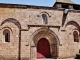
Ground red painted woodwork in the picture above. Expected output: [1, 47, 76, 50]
[37, 38, 51, 58]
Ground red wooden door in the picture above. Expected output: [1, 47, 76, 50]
[37, 38, 51, 58]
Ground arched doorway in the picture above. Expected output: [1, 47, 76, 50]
[37, 38, 51, 58]
[30, 28, 60, 59]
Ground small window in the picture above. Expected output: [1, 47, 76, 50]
[3, 29, 10, 42]
[42, 14, 47, 24]
[73, 31, 79, 42]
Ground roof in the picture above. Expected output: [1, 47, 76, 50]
[0, 2, 80, 11]
[0, 3, 54, 9]
[56, 0, 75, 4]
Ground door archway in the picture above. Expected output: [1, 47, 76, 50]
[37, 38, 51, 58]
[30, 28, 60, 59]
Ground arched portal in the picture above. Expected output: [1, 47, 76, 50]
[37, 38, 51, 58]
[30, 28, 60, 59]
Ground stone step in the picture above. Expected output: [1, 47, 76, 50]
[37, 59, 76, 60]
[29, 58, 75, 60]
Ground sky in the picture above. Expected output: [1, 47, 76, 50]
[0, 0, 80, 7]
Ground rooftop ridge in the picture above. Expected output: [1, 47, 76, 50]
[56, 0, 75, 4]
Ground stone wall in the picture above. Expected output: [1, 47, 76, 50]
[0, 6, 79, 60]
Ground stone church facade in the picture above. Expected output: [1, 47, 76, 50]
[0, 0, 80, 60]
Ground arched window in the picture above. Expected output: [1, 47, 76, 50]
[3, 29, 10, 42]
[73, 31, 79, 42]
[42, 14, 47, 24]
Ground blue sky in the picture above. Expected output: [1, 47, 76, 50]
[0, 0, 80, 7]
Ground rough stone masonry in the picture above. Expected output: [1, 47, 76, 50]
[0, 0, 80, 60]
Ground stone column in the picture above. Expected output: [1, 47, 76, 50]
[31, 46, 36, 58]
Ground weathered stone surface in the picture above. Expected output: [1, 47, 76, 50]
[0, 1, 79, 60]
